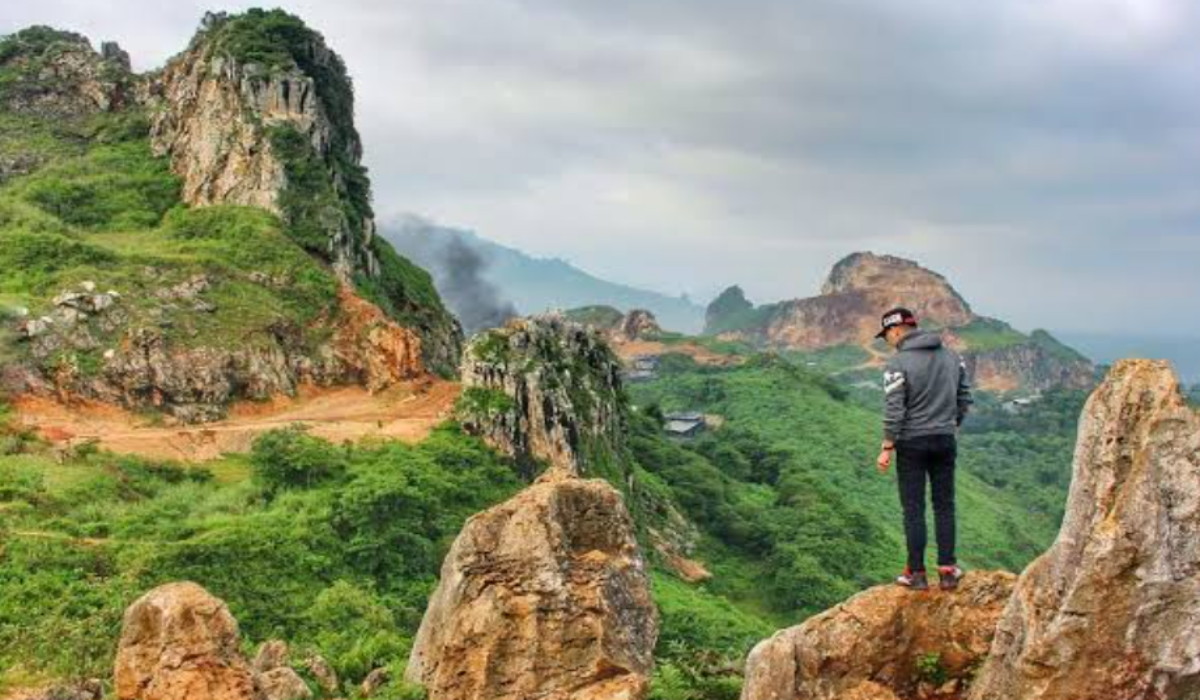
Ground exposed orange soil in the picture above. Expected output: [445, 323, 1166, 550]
[613, 339, 743, 367]
[13, 379, 461, 463]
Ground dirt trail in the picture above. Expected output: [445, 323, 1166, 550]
[13, 379, 461, 463]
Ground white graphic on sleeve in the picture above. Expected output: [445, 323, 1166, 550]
[883, 370, 906, 394]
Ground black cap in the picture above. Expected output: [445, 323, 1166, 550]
[875, 306, 917, 339]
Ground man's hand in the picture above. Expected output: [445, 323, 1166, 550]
[877, 441, 895, 474]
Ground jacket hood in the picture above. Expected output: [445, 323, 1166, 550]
[899, 329, 944, 351]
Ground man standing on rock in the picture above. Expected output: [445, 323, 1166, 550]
[874, 307, 972, 591]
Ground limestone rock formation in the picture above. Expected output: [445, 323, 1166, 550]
[406, 472, 658, 700]
[968, 360, 1200, 700]
[14, 282, 424, 423]
[141, 10, 462, 373]
[147, 11, 372, 278]
[741, 571, 1016, 700]
[3, 12, 464, 417]
[114, 582, 258, 700]
[0, 27, 132, 118]
[708, 252, 1095, 391]
[457, 315, 626, 477]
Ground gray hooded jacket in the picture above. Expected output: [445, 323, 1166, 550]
[882, 329, 972, 442]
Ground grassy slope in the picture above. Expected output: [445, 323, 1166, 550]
[0, 110, 342, 372]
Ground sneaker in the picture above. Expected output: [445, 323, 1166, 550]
[895, 566, 929, 590]
[938, 565, 964, 591]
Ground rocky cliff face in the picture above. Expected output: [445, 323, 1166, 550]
[406, 471, 658, 700]
[142, 10, 461, 373]
[741, 571, 1016, 700]
[968, 359, 1200, 700]
[147, 11, 371, 278]
[709, 252, 1095, 392]
[14, 281, 425, 423]
[457, 315, 627, 478]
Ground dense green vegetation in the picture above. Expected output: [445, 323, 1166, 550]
[0, 424, 522, 695]
[957, 390, 1088, 523]
[627, 353, 1065, 607]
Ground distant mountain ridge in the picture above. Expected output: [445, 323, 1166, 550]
[380, 216, 706, 334]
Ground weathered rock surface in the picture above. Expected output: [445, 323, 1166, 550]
[15, 283, 424, 423]
[457, 315, 626, 477]
[742, 571, 1016, 700]
[406, 472, 658, 700]
[744, 570, 1015, 700]
[141, 11, 462, 373]
[114, 582, 258, 700]
[968, 360, 1200, 700]
[147, 12, 372, 279]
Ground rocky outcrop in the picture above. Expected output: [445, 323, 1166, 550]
[143, 10, 462, 373]
[147, 11, 371, 279]
[741, 571, 1016, 700]
[565, 306, 663, 343]
[741, 252, 974, 350]
[406, 472, 658, 700]
[958, 338, 1095, 393]
[14, 281, 424, 423]
[968, 360, 1200, 700]
[708, 252, 1095, 391]
[114, 582, 258, 700]
[457, 315, 626, 477]
[0, 27, 133, 118]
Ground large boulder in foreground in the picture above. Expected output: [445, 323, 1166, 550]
[968, 360, 1200, 700]
[114, 582, 257, 700]
[741, 571, 1016, 700]
[406, 471, 658, 700]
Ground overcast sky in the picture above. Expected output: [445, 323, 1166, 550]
[5, 0, 1198, 335]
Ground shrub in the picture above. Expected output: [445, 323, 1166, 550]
[250, 426, 348, 493]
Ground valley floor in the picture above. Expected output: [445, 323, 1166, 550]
[12, 379, 460, 462]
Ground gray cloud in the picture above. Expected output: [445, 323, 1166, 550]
[4, 0, 1197, 334]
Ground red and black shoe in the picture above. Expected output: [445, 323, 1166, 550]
[895, 566, 929, 590]
[938, 565, 964, 591]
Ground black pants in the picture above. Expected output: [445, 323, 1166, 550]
[896, 434, 957, 572]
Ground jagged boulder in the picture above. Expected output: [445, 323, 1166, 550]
[457, 315, 626, 477]
[405, 472, 658, 700]
[114, 582, 258, 700]
[968, 360, 1200, 700]
[741, 571, 1017, 700]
